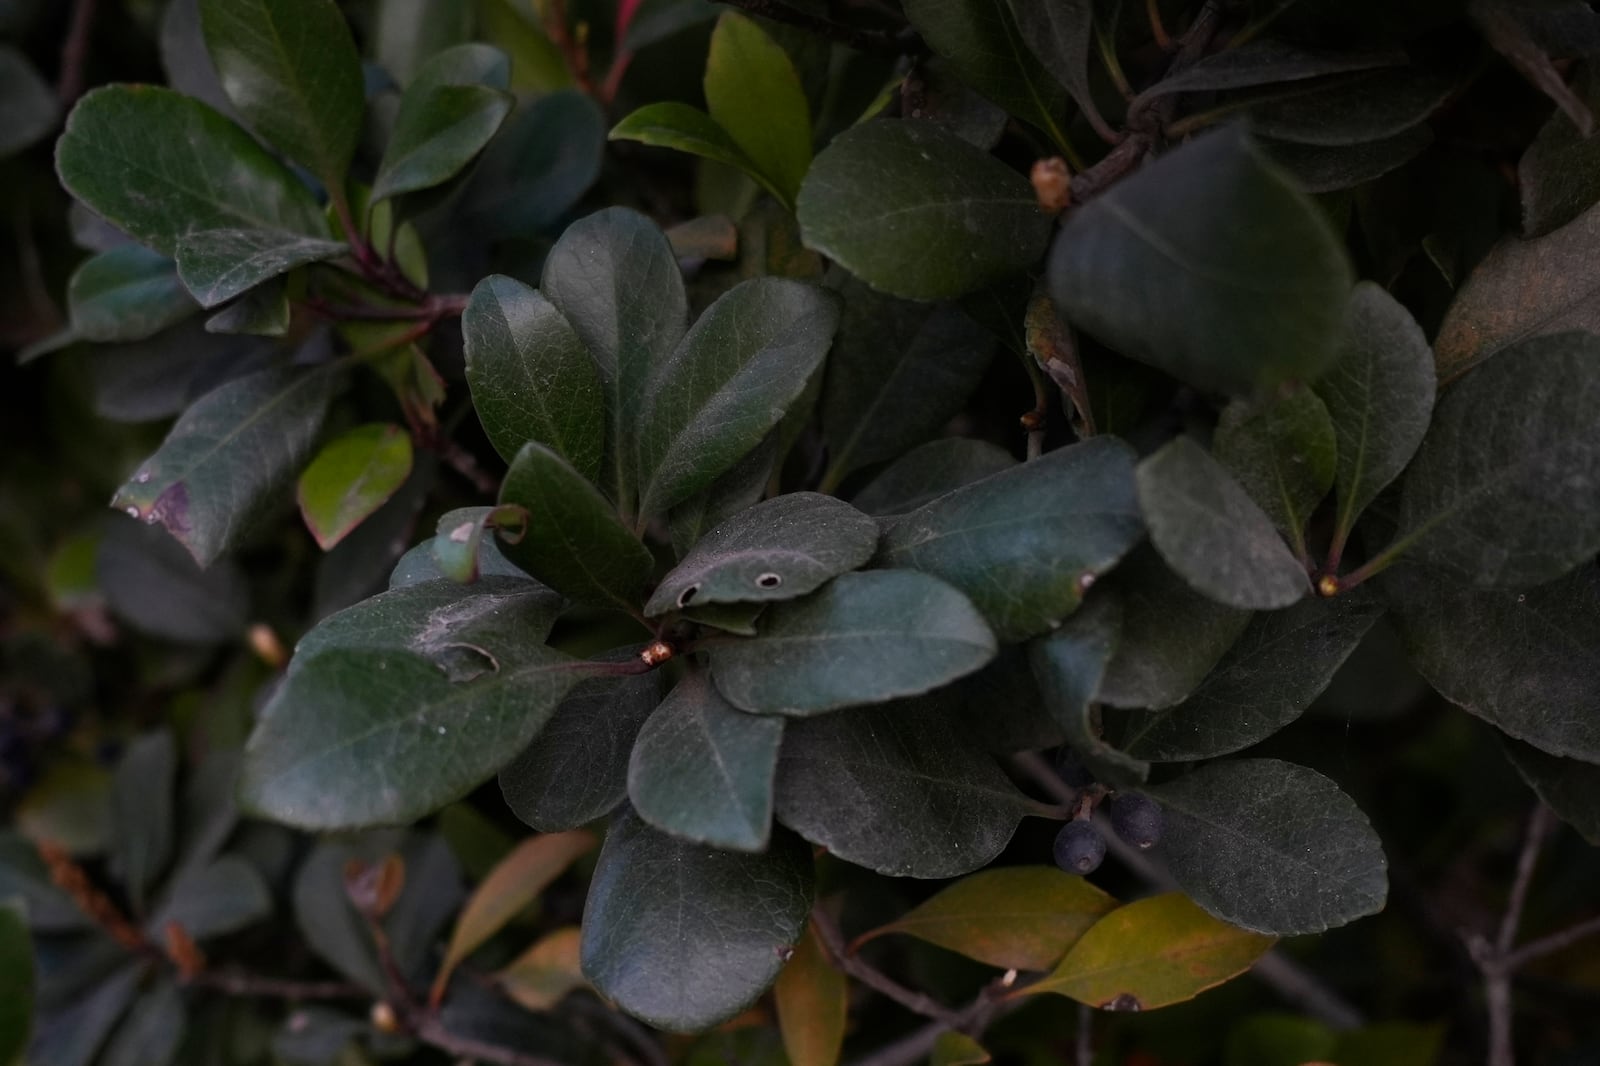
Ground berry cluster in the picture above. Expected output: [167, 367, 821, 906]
[1050, 749, 1164, 876]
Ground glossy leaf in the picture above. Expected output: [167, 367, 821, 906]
[174, 228, 346, 308]
[704, 13, 813, 206]
[1028, 893, 1274, 1010]
[0, 45, 56, 157]
[496, 927, 586, 1011]
[408, 42, 512, 92]
[433, 830, 596, 1002]
[797, 120, 1050, 301]
[198, 0, 365, 186]
[1505, 740, 1600, 845]
[1137, 438, 1309, 610]
[1049, 126, 1352, 396]
[147, 855, 272, 940]
[500, 664, 661, 832]
[299, 576, 563, 662]
[297, 424, 414, 551]
[1314, 283, 1435, 544]
[109, 731, 176, 912]
[372, 83, 512, 203]
[580, 810, 814, 1031]
[111, 365, 338, 566]
[932, 1032, 990, 1066]
[1005, 0, 1105, 138]
[628, 672, 784, 851]
[1214, 388, 1336, 554]
[711, 570, 997, 716]
[647, 493, 877, 616]
[498, 443, 655, 611]
[57, 86, 327, 256]
[1148, 759, 1388, 934]
[430, 505, 531, 584]
[1395, 331, 1600, 589]
[882, 437, 1144, 640]
[458, 91, 606, 238]
[610, 103, 775, 200]
[1115, 593, 1384, 761]
[851, 438, 1017, 517]
[464, 275, 605, 478]
[775, 921, 846, 1066]
[205, 276, 289, 336]
[392, 523, 532, 588]
[852, 865, 1117, 970]
[774, 694, 1030, 877]
[67, 245, 196, 343]
[1030, 598, 1148, 787]
[0, 900, 31, 1065]
[636, 278, 838, 518]
[667, 433, 780, 559]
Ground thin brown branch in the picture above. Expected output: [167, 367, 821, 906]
[846, 976, 1024, 1066]
[189, 968, 368, 1001]
[1506, 913, 1600, 971]
[710, 0, 922, 56]
[812, 907, 958, 1023]
[57, 0, 97, 104]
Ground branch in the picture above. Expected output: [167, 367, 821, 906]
[846, 975, 1025, 1066]
[812, 907, 958, 1023]
[58, 0, 97, 105]
[189, 969, 368, 1002]
[1467, 803, 1556, 1066]
[710, 0, 922, 56]
[1506, 914, 1600, 971]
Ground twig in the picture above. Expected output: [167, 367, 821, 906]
[437, 437, 500, 497]
[1467, 803, 1556, 1066]
[710, 0, 923, 56]
[812, 907, 958, 1023]
[846, 976, 1025, 1066]
[1500, 805, 1554, 955]
[1506, 914, 1600, 971]
[1075, 1002, 1093, 1066]
[189, 969, 368, 1001]
[414, 1015, 571, 1066]
[58, 0, 97, 104]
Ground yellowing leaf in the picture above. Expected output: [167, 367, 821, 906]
[931, 1031, 990, 1066]
[851, 866, 1116, 972]
[774, 921, 846, 1066]
[1025, 893, 1274, 1010]
[496, 926, 585, 1011]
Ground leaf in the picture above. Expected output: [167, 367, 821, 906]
[1314, 283, 1435, 547]
[820, 279, 996, 487]
[775, 921, 846, 1066]
[109, 731, 176, 913]
[496, 927, 586, 1011]
[0, 900, 32, 1065]
[432, 830, 596, 1003]
[953, 645, 1064, 754]
[668, 432, 781, 559]
[1114, 593, 1385, 761]
[97, 513, 250, 644]
[851, 438, 1017, 517]
[1394, 331, 1600, 589]
[392, 521, 533, 588]
[457, 91, 606, 239]
[852, 866, 1117, 970]
[932, 1032, 991, 1066]
[610, 103, 775, 199]
[1504, 740, 1600, 845]
[371, 83, 512, 203]
[26, 963, 143, 1066]
[57, 85, 327, 257]
[198, 0, 365, 187]
[628, 672, 784, 851]
[300, 575, 563, 662]
[1030, 598, 1148, 787]
[297, 424, 414, 551]
[67, 245, 196, 343]
[647, 493, 878, 616]
[498, 442, 656, 612]
[239, 642, 597, 829]
[206, 276, 290, 336]
[174, 228, 346, 308]
[1136, 40, 1405, 99]
[903, 0, 1070, 146]
[1388, 563, 1600, 761]
[0, 45, 57, 157]
[711, 570, 997, 716]
[1262, 125, 1435, 194]
[1137, 438, 1309, 610]
[881, 437, 1144, 640]
[500, 664, 662, 832]
[1004, 0, 1107, 140]
[1473, 0, 1595, 137]
[580, 810, 814, 1031]
[1242, 64, 1460, 147]
[541, 207, 687, 507]
[704, 13, 813, 206]
[408, 42, 512, 92]
[1519, 65, 1600, 237]
[0, 834, 90, 932]
[1027, 893, 1275, 1010]
[1214, 387, 1336, 557]
[147, 855, 272, 940]
[431, 505, 530, 584]
[1434, 199, 1600, 383]
[797, 120, 1051, 301]
[100, 979, 185, 1066]
[463, 274, 606, 478]
[1147, 759, 1388, 935]
[774, 694, 1030, 878]
[636, 278, 839, 518]
[1049, 126, 1352, 396]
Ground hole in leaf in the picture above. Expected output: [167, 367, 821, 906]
[677, 584, 700, 608]
[756, 572, 782, 589]
[431, 643, 499, 683]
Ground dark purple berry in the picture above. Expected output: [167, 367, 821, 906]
[1053, 820, 1106, 875]
[1109, 793, 1164, 850]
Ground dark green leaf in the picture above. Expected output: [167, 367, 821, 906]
[954, 646, 1064, 754]
[391, 519, 534, 588]
[1115, 593, 1384, 761]
[101, 979, 185, 1066]
[903, 0, 1071, 146]
[298, 575, 562, 663]
[711, 570, 997, 716]
[430, 505, 530, 584]
[109, 732, 176, 913]
[623, 0, 719, 50]
[1262, 125, 1434, 194]
[67, 245, 196, 343]
[1137, 437, 1309, 610]
[1314, 283, 1435, 547]
[0, 900, 32, 1065]
[205, 275, 290, 335]
[629, 672, 784, 851]
[500, 662, 661, 832]
[881, 437, 1144, 640]
[458, 92, 606, 238]
[1004, 0, 1107, 139]
[1519, 65, 1600, 236]
[147, 856, 272, 940]
[851, 438, 1017, 517]
[541, 207, 687, 506]
[499, 442, 655, 611]
[1394, 332, 1600, 589]
[774, 694, 1031, 877]
[1136, 40, 1404, 99]
[1149, 759, 1388, 935]
[1049, 126, 1352, 396]
[610, 103, 773, 197]
[57, 86, 327, 256]
[581, 810, 814, 1031]
[464, 274, 605, 477]
[0, 833, 92, 932]
[703, 12, 813, 206]
[1096, 546, 1253, 710]
[668, 432, 779, 559]
[0, 44, 57, 157]
[797, 120, 1051, 301]
[1504, 739, 1600, 844]
[408, 42, 511, 92]
[374, 0, 472, 85]
[648, 493, 877, 616]
[198, 0, 365, 186]
[908, 58, 1010, 149]
[97, 513, 250, 643]
[1030, 598, 1148, 787]
[820, 280, 995, 487]
[636, 278, 839, 518]
[371, 83, 512, 203]
[27, 964, 142, 1066]
[1214, 387, 1336, 556]
[1243, 65, 1459, 146]
[1389, 563, 1600, 761]
[297, 423, 414, 551]
[110, 365, 338, 566]
[174, 228, 346, 308]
